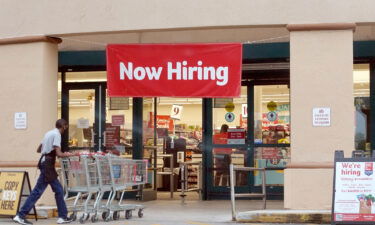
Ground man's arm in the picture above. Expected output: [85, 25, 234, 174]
[54, 146, 74, 157]
[36, 144, 42, 153]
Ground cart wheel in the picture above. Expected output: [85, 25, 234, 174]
[91, 213, 98, 223]
[79, 215, 85, 224]
[69, 212, 77, 221]
[104, 212, 111, 222]
[101, 211, 107, 220]
[113, 211, 120, 220]
[138, 209, 144, 218]
[125, 210, 132, 219]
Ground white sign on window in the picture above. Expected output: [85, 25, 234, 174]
[242, 104, 248, 118]
[14, 112, 27, 129]
[170, 105, 183, 120]
[313, 107, 331, 127]
[77, 118, 90, 128]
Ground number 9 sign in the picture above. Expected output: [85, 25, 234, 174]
[171, 105, 183, 120]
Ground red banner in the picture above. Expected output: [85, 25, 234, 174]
[107, 43, 242, 97]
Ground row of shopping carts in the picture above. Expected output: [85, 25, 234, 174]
[60, 153, 148, 223]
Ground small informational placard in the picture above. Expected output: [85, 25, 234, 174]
[261, 147, 282, 160]
[227, 128, 245, 144]
[242, 104, 248, 118]
[267, 101, 277, 111]
[225, 102, 235, 112]
[0, 172, 36, 219]
[105, 123, 120, 148]
[332, 151, 375, 224]
[313, 107, 331, 127]
[14, 112, 27, 130]
[267, 111, 278, 122]
[225, 112, 235, 122]
[112, 115, 124, 126]
[109, 97, 129, 110]
[170, 105, 183, 120]
[77, 118, 90, 129]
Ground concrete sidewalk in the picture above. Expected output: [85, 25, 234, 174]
[0, 199, 330, 225]
[0, 199, 270, 224]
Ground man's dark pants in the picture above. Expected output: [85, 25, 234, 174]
[17, 164, 68, 219]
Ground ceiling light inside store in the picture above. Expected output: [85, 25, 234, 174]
[242, 62, 289, 71]
[353, 64, 370, 83]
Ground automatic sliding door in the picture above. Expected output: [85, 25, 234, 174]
[253, 85, 290, 191]
[212, 86, 248, 190]
[68, 89, 96, 151]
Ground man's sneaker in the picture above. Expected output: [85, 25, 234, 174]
[13, 215, 33, 225]
[57, 217, 73, 224]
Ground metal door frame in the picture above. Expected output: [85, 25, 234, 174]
[204, 82, 290, 199]
[61, 79, 106, 152]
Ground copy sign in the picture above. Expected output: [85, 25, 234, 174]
[107, 43, 242, 97]
[0, 172, 25, 215]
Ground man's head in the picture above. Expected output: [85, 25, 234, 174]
[220, 124, 229, 133]
[55, 119, 68, 133]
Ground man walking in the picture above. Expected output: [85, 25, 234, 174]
[13, 119, 74, 225]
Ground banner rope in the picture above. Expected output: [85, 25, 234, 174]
[58, 37, 107, 46]
[58, 34, 290, 47]
[244, 35, 289, 44]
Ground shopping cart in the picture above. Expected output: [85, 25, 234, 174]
[60, 155, 102, 224]
[99, 155, 148, 221]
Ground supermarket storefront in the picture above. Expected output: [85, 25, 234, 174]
[59, 43, 292, 200]
[2, 20, 375, 210]
[57, 38, 375, 205]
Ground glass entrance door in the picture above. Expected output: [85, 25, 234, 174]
[206, 83, 290, 199]
[252, 84, 290, 197]
[62, 82, 106, 152]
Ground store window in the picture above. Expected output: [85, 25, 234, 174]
[254, 85, 290, 145]
[354, 64, 370, 152]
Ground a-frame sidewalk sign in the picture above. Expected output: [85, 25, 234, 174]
[332, 150, 375, 225]
[0, 171, 37, 221]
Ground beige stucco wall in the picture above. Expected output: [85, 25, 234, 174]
[285, 169, 333, 209]
[0, 41, 59, 204]
[1, 0, 375, 38]
[285, 29, 354, 209]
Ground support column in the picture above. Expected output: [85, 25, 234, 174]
[133, 97, 144, 159]
[0, 36, 61, 205]
[285, 23, 355, 209]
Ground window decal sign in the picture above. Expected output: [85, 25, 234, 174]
[107, 43, 242, 97]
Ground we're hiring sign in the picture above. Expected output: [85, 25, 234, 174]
[106, 43, 242, 97]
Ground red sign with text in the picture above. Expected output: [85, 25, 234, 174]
[107, 44, 242, 97]
[111, 115, 124, 126]
[148, 113, 174, 132]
